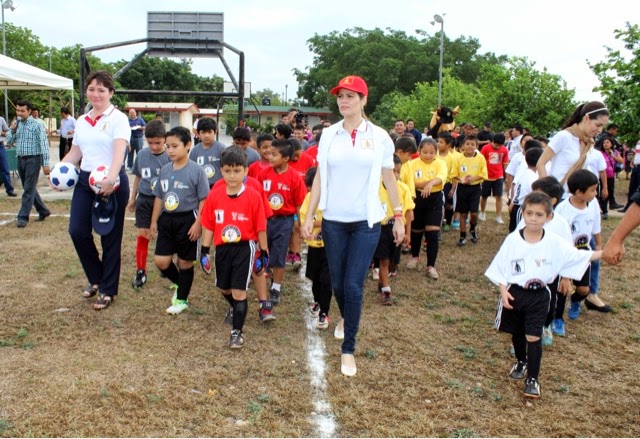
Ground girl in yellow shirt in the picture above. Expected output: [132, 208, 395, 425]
[409, 138, 448, 279]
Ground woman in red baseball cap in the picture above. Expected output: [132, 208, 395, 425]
[302, 75, 405, 377]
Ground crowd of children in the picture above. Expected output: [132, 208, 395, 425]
[122, 112, 621, 398]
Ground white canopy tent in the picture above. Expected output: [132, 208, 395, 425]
[0, 53, 75, 114]
[0, 53, 73, 90]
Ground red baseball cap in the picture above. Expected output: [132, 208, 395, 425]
[330, 75, 368, 96]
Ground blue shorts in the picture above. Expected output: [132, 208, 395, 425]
[267, 215, 295, 268]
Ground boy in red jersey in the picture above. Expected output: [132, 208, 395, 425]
[480, 132, 509, 224]
[211, 147, 275, 323]
[257, 138, 307, 305]
[248, 133, 274, 179]
[201, 147, 268, 348]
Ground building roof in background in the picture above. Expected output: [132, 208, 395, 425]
[224, 104, 332, 115]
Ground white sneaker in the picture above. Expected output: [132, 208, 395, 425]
[166, 299, 188, 315]
[334, 318, 345, 339]
[406, 258, 419, 269]
[495, 216, 505, 225]
[372, 268, 379, 281]
[478, 211, 486, 221]
[426, 266, 440, 279]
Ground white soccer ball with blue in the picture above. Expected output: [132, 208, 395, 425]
[50, 162, 79, 190]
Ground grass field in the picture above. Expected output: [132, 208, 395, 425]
[0, 191, 639, 437]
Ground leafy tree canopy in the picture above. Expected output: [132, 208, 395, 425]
[589, 22, 640, 144]
[294, 27, 505, 116]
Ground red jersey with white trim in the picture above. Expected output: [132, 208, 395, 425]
[288, 153, 315, 178]
[201, 184, 267, 247]
[257, 166, 307, 216]
[213, 175, 273, 219]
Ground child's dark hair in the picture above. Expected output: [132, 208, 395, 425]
[294, 124, 305, 132]
[275, 123, 292, 139]
[419, 137, 438, 151]
[534, 135, 549, 145]
[256, 133, 275, 147]
[393, 154, 402, 166]
[567, 169, 598, 194]
[395, 136, 417, 154]
[493, 133, 506, 145]
[272, 139, 295, 160]
[523, 139, 542, 152]
[437, 131, 453, 145]
[232, 127, 251, 141]
[145, 119, 166, 138]
[166, 126, 191, 146]
[197, 117, 217, 133]
[463, 134, 478, 145]
[220, 146, 247, 168]
[531, 176, 564, 205]
[525, 147, 543, 167]
[522, 192, 553, 216]
[305, 166, 317, 188]
[290, 138, 302, 152]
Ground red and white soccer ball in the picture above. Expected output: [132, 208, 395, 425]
[89, 165, 120, 194]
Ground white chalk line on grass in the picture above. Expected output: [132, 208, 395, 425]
[299, 270, 338, 438]
[0, 212, 136, 225]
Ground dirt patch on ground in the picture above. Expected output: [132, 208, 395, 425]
[0, 189, 638, 437]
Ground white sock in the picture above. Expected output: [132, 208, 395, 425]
[272, 283, 281, 291]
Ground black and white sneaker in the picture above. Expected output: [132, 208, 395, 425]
[470, 230, 479, 243]
[132, 269, 147, 288]
[224, 307, 234, 326]
[509, 361, 527, 380]
[457, 238, 467, 247]
[229, 330, 244, 349]
[310, 302, 320, 317]
[524, 377, 541, 398]
[269, 288, 281, 306]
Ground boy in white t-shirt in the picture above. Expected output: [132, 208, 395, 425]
[552, 170, 601, 330]
[509, 147, 542, 232]
[486, 191, 601, 399]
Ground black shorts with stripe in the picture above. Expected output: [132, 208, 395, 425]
[495, 284, 550, 338]
[155, 211, 198, 261]
[215, 241, 256, 291]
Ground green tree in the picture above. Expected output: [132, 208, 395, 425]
[294, 27, 504, 116]
[475, 57, 575, 135]
[589, 22, 640, 144]
[371, 72, 481, 130]
[252, 88, 284, 106]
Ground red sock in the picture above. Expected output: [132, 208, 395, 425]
[136, 236, 150, 270]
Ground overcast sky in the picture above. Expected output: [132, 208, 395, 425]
[4, 0, 637, 103]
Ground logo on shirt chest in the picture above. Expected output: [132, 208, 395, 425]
[215, 209, 224, 223]
[231, 212, 249, 222]
[142, 168, 151, 179]
[511, 259, 525, 275]
[269, 193, 284, 210]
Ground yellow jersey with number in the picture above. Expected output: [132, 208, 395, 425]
[451, 151, 488, 185]
[410, 157, 449, 193]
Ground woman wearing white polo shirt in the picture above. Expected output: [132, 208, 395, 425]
[302, 76, 405, 377]
[61, 70, 131, 310]
[537, 101, 611, 322]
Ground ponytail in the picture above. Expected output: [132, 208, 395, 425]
[562, 101, 608, 129]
